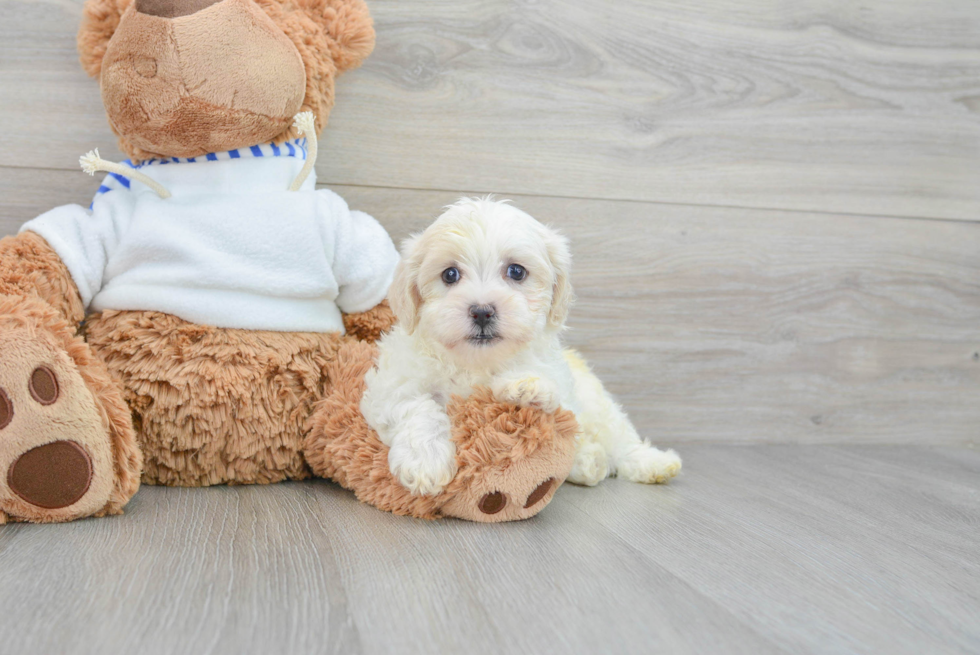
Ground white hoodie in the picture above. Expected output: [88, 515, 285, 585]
[20, 140, 398, 333]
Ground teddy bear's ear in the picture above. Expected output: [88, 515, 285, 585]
[77, 0, 133, 77]
[305, 0, 376, 73]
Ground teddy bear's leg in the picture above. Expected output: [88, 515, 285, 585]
[302, 341, 581, 522]
[0, 234, 141, 523]
[84, 310, 352, 486]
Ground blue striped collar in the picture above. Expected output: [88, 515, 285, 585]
[130, 138, 309, 168]
[90, 138, 310, 208]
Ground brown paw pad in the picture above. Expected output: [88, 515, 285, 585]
[478, 491, 507, 515]
[0, 388, 11, 430]
[28, 366, 59, 405]
[524, 478, 555, 509]
[7, 441, 93, 509]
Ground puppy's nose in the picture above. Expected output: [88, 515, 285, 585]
[469, 304, 496, 328]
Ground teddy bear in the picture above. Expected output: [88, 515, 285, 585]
[0, 0, 577, 524]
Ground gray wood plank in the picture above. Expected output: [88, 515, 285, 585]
[561, 444, 980, 655]
[3, 169, 977, 445]
[1, 0, 978, 220]
[0, 478, 783, 655]
[309, 483, 783, 655]
[1, 445, 977, 654]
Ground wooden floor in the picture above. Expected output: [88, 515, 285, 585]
[1, 0, 979, 653]
[1, 445, 978, 655]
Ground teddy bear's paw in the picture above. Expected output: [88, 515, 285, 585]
[388, 431, 458, 497]
[566, 441, 609, 486]
[0, 304, 129, 523]
[615, 443, 682, 484]
[491, 376, 561, 413]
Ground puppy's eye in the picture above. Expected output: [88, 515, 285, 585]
[441, 267, 461, 285]
[506, 264, 527, 282]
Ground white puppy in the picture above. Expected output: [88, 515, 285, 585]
[361, 198, 681, 496]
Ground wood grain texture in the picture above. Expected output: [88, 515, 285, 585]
[3, 170, 978, 445]
[0, 445, 977, 655]
[1, 0, 978, 220]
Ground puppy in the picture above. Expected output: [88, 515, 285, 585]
[361, 198, 681, 496]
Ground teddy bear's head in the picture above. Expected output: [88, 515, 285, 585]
[77, 0, 374, 161]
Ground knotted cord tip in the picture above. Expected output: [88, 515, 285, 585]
[287, 112, 319, 192]
[77, 147, 171, 199]
[79, 149, 102, 176]
[292, 111, 317, 135]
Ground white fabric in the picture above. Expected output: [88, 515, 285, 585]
[20, 152, 398, 333]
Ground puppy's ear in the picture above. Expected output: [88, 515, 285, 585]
[388, 235, 424, 334]
[545, 228, 574, 329]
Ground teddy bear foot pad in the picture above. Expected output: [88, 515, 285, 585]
[0, 300, 121, 523]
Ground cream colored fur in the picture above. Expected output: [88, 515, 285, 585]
[362, 198, 681, 496]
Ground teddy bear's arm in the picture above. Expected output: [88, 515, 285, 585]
[16, 199, 125, 315]
[317, 192, 400, 322]
[343, 300, 396, 343]
[0, 232, 85, 324]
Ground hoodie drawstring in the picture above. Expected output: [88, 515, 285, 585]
[80, 149, 172, 199]
[287, 111, 318, 192]
[79, 111, 318, 197]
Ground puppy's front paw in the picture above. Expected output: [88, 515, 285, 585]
[566, 441, 609, 486]
[492, 376, 560, 412]
[616, 444, 681, 484]
[388, 433, 458, 497]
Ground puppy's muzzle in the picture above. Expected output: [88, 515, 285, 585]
[469, 304, 496, 329]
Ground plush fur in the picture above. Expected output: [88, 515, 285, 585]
[343, 299, 395, 342]
[84, 309, 346, 486]
[0, 232, 85, 324]
[304, 340, 578, 522]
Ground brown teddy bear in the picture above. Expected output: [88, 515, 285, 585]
[0, 0, 576, 524]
